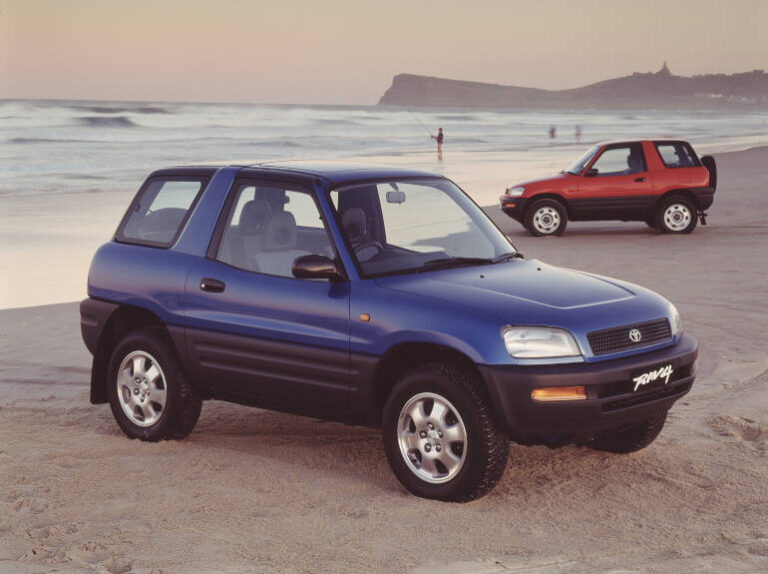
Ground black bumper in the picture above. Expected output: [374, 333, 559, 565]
[690, 187, 715, 210]
[499, 195, 529, 220]
[479, 334, 698, 439]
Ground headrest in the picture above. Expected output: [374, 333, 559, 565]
[263, 211, 298, 251]
[239, 200, 272, 235]
[342, 208, 366, 245]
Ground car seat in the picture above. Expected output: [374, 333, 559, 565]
[252, 211, 311, 277]
[342, 207, 367, 246]
[218, 200, 271, 270]
[627, 149, 644, 174]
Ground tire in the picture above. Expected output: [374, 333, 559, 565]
[382, 363, 508, 502]
[655, 196, 697, 234]
[107, 328, 202, 441]
[524, 199, 568, 237]
[589, 411, 667, 454]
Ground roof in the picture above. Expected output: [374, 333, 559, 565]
[242, 160, 441, 184]
[153, 160, 442, 186]
[594, 138, 693, 147]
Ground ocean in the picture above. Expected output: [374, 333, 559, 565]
[2, 99, 766, 204]
[1, 99, 766, 308]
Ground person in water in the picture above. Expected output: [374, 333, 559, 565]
[431, 127, 444, 160]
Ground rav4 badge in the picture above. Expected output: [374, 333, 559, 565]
[633, 364, 674, 392]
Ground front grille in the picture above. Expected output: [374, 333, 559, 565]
[587, 318, 671, 355]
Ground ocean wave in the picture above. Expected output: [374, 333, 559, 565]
[78, 116, 139, 127]
[10, 137, 100, 144]
[312, 118, 362, 126]
[449, 138, 489, 144]
[72, 104, 171, 114]
[436, 114, 479, 121]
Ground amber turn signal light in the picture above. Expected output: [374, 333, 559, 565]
[531, 386, 586, 402]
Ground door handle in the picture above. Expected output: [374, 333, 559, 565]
[634, 177, 646, 182]
[200, 278, 226, 293]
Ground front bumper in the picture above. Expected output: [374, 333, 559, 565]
[499, 195, 529, 220]
[479, 334, 697, 439]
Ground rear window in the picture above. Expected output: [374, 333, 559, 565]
[655, 142, 700, 168]
[116, 177, 207, 247]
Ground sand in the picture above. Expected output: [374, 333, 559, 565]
[1, 147, 767, 573]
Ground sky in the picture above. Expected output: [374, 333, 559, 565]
[1, 0, 766, 104]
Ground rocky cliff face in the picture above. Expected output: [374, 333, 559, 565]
[378, 66, 768, 109]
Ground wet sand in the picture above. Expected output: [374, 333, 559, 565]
[1, 147, 767, 573]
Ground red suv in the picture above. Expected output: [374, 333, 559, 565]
[500, 140, 716, 236]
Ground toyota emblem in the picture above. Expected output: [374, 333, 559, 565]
[629, 328, 642, 343]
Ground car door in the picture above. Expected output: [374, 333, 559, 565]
[183, 178, 350, 412]
[575, 143, 654, 220]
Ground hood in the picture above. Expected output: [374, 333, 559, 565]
[509, 172, 576, 191]
[374, 259, 667, 330]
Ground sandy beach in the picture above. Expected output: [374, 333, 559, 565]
[1, 146, 767, 573]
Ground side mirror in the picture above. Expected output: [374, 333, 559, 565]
[292, 254, 344, 281]
[585, 168, 599, 177]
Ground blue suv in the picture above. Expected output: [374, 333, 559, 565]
[80, 162, 698, 501]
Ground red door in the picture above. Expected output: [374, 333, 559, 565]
[575, 143, 654, 220]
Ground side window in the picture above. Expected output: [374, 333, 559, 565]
[591, 144, 645, 176]
[117, 178, 205, 247]
[216, 183, 334, 278]
[656, 143, 699, 168]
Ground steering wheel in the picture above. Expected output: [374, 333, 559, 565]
[354, 241, 383, 262]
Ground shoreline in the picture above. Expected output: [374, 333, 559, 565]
[1, 144, 766, 311]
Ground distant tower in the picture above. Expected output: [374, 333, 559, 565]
[658, 61, 671, 76]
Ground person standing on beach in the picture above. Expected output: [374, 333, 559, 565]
[549, 125, 557, 139]
[431, 127, 444, 160]
[575, 125, 582, 143]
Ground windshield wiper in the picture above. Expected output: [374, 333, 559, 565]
[491, 251, 524, 263]
[415, 253, 523, 273]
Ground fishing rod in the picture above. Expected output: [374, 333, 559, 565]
[409, 109, 434, 138]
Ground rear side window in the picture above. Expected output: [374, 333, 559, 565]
[117, 178, 207, 247]
[655, 142, 700, 168]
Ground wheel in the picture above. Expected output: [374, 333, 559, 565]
[589, 411, 667, 454]
[655, 196, 697, 234]
[107, 328, 202, 441]
[382, 363, 508, 502]
[524, 199, 568, 237]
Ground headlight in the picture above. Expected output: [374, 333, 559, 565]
[669, 303, 682, 335]
[501, 326, 582, 359]
[506, 186, 525, 197]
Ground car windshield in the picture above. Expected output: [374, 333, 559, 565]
[565, 145, 600, 175]
[330, 179, 519, 278]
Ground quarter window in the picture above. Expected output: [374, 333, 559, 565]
[655, 142, 699, 168]
[117, 178, 205, 247]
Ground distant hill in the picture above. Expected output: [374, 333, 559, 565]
[378, 64, 768, 109]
